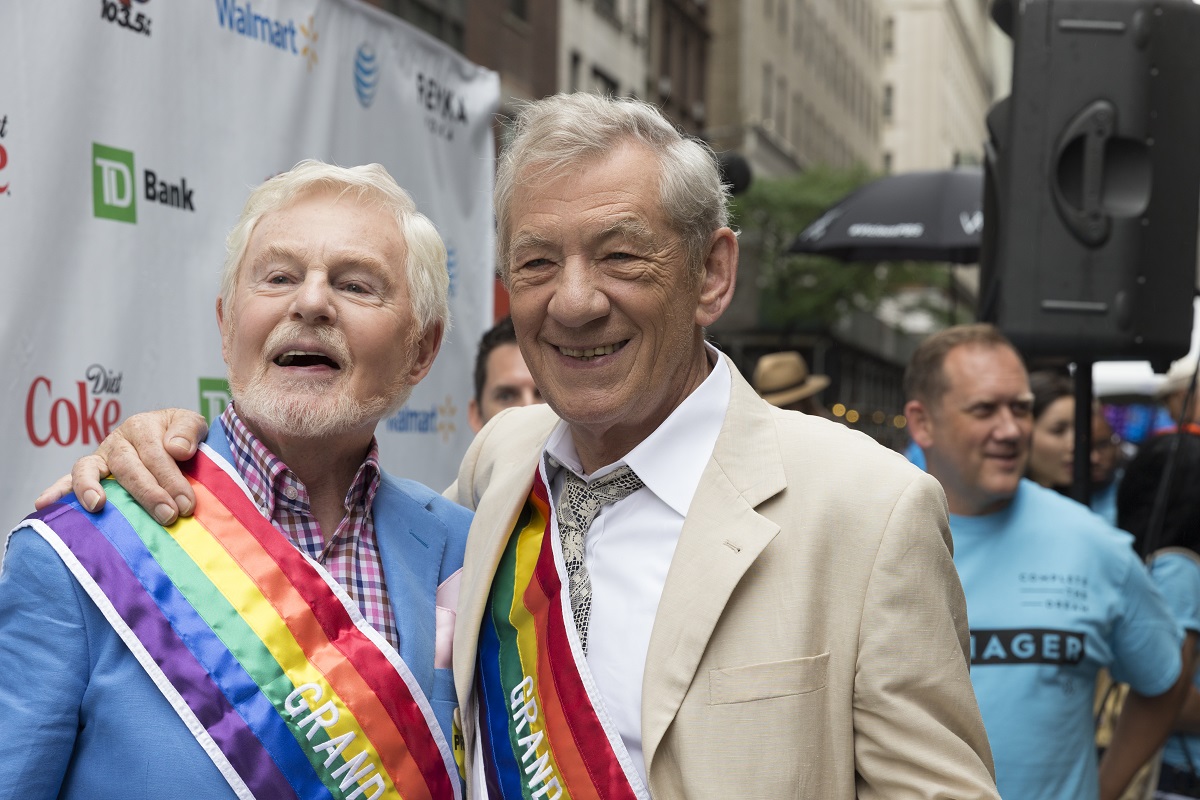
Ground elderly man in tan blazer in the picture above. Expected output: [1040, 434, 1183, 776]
[50, 95, 1000, 799]
[447, 93, 998, 799]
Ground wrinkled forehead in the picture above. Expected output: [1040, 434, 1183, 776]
[513, 142, 663, 205]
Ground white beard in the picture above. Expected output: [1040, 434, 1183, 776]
[231, 373, 411, 439]
[226, 319, 415, 440]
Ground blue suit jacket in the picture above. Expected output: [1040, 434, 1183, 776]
[0, 423, 471, 799]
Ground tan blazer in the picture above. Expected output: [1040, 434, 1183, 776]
[449, 357, 998, 799]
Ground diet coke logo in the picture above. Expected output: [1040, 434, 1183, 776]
[25, 364, 123, 447]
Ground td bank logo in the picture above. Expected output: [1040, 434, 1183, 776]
[93, 143, 137, 223]
[199, 377, 232, 425]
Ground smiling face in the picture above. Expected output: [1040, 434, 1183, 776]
[218, 189, 440, 449]
[1028, 395, 1075, 490]
[504, 142, 736, 470]
[906, 343, 1034, 516]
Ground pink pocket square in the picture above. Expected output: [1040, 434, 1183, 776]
[434, 569, 462, 669]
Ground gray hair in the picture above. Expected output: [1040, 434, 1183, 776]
[220, 160, 450, 336]
[494, 93, 730, 282]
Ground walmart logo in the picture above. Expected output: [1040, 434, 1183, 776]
[354, 43, 379, 108]
[93, 143, 136, 223]
[386, 395, 458, 442]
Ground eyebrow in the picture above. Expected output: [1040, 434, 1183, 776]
[508, 231, 556, 256]
[249, 243, 395, 282]
[596, 217, 657, 249]
[248, 243, 306, 273]
[509, 217, 660, 257]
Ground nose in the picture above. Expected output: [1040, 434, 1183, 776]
[546, 257, 609, 327]
[993, 407, 1025, 442]
[290, 272, 336, 325]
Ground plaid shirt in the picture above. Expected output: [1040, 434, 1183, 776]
[219, 405, 400, 651]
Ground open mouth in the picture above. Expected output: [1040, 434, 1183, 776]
[557, 340, 629, 361]
[274, 350, 341, 369]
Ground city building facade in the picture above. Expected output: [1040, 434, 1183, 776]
[880, 0, 999, 172]
[707, 0, 886, 179]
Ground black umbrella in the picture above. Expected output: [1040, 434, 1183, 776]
[788, 167, 983, 264]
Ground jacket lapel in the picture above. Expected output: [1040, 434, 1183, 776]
[375, 479, 447, 698]
[452, 411, 556, 706]
[641, 359, 788, 772]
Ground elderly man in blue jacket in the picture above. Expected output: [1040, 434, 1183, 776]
[0, 161, 469, 799]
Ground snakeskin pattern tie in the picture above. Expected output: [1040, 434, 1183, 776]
[556, 464, 644, 654]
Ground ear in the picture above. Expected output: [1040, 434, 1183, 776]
[694, 227, 738, 328]
[904, 398, 936, 449]
[216, 297, 232, 365]
[467, 398, 484, 434]
[406, 322, 444, 386]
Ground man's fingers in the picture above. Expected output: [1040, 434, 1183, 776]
[100, 415, 191, 524]
[163, 409, 208, 462]
[34, 473, 75, 510]
[68, 453, 114, 513]
[159, 410, 207, 516]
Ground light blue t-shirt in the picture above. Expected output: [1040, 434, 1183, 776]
[951, 480, 1182, 800]
[1148, 550, 1200, 772]
[1089, 477, 1119, 526]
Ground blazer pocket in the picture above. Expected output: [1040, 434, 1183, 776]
[708, 652, 829, 705]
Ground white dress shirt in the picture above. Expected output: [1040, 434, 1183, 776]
[540, 345, 731, 788]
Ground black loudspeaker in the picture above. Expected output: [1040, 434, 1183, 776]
[980, 0, 1200, 367]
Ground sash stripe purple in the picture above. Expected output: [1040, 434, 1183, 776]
[34, 501, 296, 798]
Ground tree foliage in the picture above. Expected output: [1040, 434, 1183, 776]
[730, 165, 960, 331]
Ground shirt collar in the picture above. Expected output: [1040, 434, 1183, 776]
[220, 404, 383, 519]
[544, 342, 731, 517]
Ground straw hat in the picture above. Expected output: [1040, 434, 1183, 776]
[753, 351, 830, 407]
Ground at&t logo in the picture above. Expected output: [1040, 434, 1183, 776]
[354, 43, 379, 108]
[26, 364, 124, 448]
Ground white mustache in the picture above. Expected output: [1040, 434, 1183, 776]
[264, 322, 352, 369]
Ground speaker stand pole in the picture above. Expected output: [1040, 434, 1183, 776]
[1071, 361, 1093, 506]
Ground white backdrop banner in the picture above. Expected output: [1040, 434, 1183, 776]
[0, 0, 499, 523]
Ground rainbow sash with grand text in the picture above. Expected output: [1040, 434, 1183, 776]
[475, 470, 647, 800]
[15, 444, 460, 800]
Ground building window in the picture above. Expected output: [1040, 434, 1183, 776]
[883, 151, 893, 173]
[595, 0, 617, 22]
[882, 83, 893, 121]
[592, 66, 619, 97]
[570, 51, 581, 92]
[884, 17, 894, 55]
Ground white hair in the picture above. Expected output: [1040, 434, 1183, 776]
[494, 93, 730, 283]
[220, 160, 450, 336]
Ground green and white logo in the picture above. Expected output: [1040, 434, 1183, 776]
[199, 377, 232, 424]
[92, 143, 136, 223]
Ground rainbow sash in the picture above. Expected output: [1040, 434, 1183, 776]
[475, 470, 648, 800]
[15, 444, 460, 800]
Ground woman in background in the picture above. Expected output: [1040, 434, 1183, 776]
[1027, 370, 1076, 494]
[1027, 370, 1125, 523]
